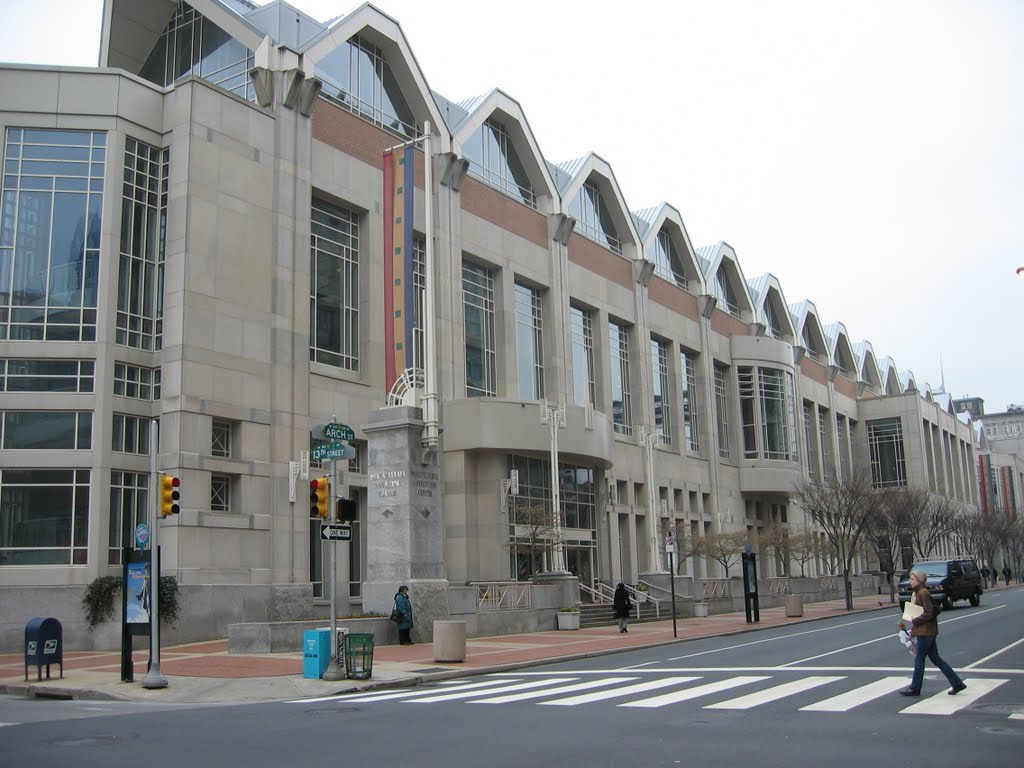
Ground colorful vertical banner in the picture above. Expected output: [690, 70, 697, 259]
[1001, 466, 1016, 522]
[383, 146, 415, 395]
[978, 454, 991, 516]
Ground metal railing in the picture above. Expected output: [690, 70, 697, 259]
[702, 579, 732, 599]
[633, 582, 663, 618]
[580, 581, 614, 604]
[472, 581, 532, 612]
[768, 577, 792, 595]
[819, 575, 838, 592]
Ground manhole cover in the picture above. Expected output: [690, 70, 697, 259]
[51, 735, 122, 748]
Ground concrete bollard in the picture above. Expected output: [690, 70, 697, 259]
[784, 594, 804, 617]
[432, 620, 467, 662]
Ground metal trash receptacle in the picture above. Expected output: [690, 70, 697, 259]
[344, 633, 374, 679]
[303, 628, 332, 679]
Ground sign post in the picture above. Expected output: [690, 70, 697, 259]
[665, 535, 678, 638]
[142, 420, 168, 689]
[321, 415, 348, 681]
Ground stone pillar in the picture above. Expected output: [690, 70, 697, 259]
[361, 406, 448, 642]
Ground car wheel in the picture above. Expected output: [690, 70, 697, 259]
[969, 592, 980, 607]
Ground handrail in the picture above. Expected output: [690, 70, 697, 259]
[631, 581, 662, 618]
[701, 579, 731, 599]
[471, 581, 532, 612]
[580, 582, 612, 604]
[768, 577, 791, 595]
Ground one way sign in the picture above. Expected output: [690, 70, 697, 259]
[320, 523, 353, 541]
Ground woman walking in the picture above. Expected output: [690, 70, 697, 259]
[613, 583, 632, 633]
[900, 570, 966, 697]
[394, 585, 415, 645]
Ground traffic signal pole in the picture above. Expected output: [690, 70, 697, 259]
[322, 414, 344, 681]
[142, 419, 168, 689]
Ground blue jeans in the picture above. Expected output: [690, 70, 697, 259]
[911, 635, 962, 692]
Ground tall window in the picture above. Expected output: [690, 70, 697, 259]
[570, 305, 596, 408]
[139, 1, 255, 101]
[317, 34, 418, 138]
[117, 138, 168, 351]
[651, 338, 671, 445]
[310, 199, 359, 371]
[764, 299, 783, 339]
[514, 283, 544, 400]
[211, 473, 231, 512]
[609, 321, 632, 436]
[818, 407, 833, 478]
[802, 322, 821, 361]
[714, 266, 740, 316]
[462, 117, 536, 208]
[803, 401, 819, 478]
[868, 417, 907, 488]
[412, 235, 425, 372]
[212, 419, 232, 458]
[736, 366, 797, 461]
[0, 359, 94, 393]
[113, 363, 160, 401]
[653, 230, 687, 289]
[714, 364, 731, 458]
[0, 469, 90, 565]
[570, 181, 621, 254]
[1, 128, 105, 342]
[112, 414, 150, 455]
[109, 470, 147, 565]
[679, 349, 700, 453]
[2, 411, 91, 450]
[463, 261, 496, 397]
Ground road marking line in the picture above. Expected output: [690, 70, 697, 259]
[963, 636, 1024, 670]
[299, 678, 518, 703]
[407, 678, 576, 703]
[620, 676, 770, 709]
[800, 676, 910, 712]
[705, 676, 845, 710]
[1009, 713, 1024, 721]
[899, 679, 1009, 716]
[0, 722, 16, 727]
[538, 677, 701, 707]
[510, 666, 1024, 675]
[472, 677, 640, 704]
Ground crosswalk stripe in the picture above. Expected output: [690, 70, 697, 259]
[538, 677, 702, 707]
[705, 676, 845, 710]
[1009, 713, 1024, 721]
[474, 677, 641, 704]
[800, 676, 910, 712]
[620, 676, 770, 708]
[407, 678, 577, 703]
[335, 678, 519, 703]
[899, 679, 1009, 716]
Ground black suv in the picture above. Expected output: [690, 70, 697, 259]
[898, 558, 982, 609]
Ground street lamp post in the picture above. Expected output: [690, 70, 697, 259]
[540, 401, 567, 573]
[637, 425, 663, 573]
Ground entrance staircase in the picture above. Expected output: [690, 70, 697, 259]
[579, 599, 663, 629]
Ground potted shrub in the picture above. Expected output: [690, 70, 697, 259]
[556, 606, 581, 630]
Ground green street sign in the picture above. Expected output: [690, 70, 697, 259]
[312, 442, 355, 461]
[322, 423, 355, 441]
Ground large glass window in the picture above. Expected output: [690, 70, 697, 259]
[111, 414, 151, 455]
[802, 321, 822, 361]
[139, 1, 255, 101]
[463, 118, 536, 208]
[837, 414, 852, 482]
[764, 299, 783, 339]
[0, 359, 94, 393]
[570, 181, 621, 254]
[1, 411, 91, 450]
[318, 34, 418, 138]
[868, 417, 907, 488]
[109, 470, 148, 565]
[714, 364, 731, 458]
[653, 230, 687, 289]
[117, 138, 168, 351]
[818, 407, 833, 478]
[570, 305, 595, 408]
[803, 401, 819, 478]
[679, 349, 700, 453]
[651, 338, 671, 445]
[1, 128, 104, 341]
[514, 283, 544, 400]
[412, 235, 425, 373]
[739, 368, 757, 459]
[463, 260, 497, 397]
[714, 266, 740, 317]
[0, 469, 90, 565]
[310, 199, 359, 371]
[113, 362, 160, 401]
[609, 321, 632, 436]
[737, 366, 797, 461]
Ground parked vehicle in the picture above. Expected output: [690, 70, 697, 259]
[897, 558, 982, 609]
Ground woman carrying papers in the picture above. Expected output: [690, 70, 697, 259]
[899, 570, 966, 697]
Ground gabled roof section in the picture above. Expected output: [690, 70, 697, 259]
[878, 356, 903, 396]
[853, 340, 883, 392]
[695, 242, 755, 319]
[747, 273, 796, 340]
[823, 322, 857, 377]
[899, 369, 918, 391]
[304, 3, 450, 151]
[634, 203, 704, 293]
[102, 0, 265, 72]
[558, 153, 640, 258]
[449, 88, 557, 208]
[789, 300, 830, 364]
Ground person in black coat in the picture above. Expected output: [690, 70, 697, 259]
[613, 583, 632, 633]
[1003, 566, 1012, 586]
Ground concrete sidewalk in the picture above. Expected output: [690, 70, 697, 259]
[3, 586, 1015, 705]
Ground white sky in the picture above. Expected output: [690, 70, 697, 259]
[2, 0, 1022, 412]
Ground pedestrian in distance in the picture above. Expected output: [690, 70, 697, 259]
[899, 570, 966, 697]
[394, 585, 414, 645]
[613, 582, 632, 633]
[981, 565, 990, 588]
[1004, 565, 1012, 586]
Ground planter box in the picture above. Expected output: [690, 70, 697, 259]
[556, 612, 580, 630]
[693, 602, 709, 618]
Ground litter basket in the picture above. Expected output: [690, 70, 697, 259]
[344, 633, 374, 679]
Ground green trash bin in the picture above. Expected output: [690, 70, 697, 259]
[345, 633, 374, 679]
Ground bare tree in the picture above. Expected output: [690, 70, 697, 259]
[670, 520, 703, 575]
[978, 514, 1010, 578]
[793, 472, 877, 610]
[507, 501, 555, 578]
[902, 490, 958, 560]
[1006, 516, 1024, 580]
[697, 530, 748, 578]
[786, 527, 819, 577]
[758, 525, 790, 577]
[951, 507, 983, 562]
[869, 488, 914, 603]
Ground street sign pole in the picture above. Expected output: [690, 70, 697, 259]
[666, 536, 677, 638]
[322, 414, 344, 681]
[142, 419, 167, 689]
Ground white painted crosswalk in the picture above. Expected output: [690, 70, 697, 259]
[291, 674, 1012, 717]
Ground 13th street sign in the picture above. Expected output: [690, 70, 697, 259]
[320, 523, 353, 541]
[322, 423, 355, 441]
[312, 442, 355, 462]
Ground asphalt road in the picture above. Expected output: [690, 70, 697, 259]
[2, 589, 1022, 767]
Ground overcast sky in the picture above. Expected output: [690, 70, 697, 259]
[3, 0, 1022, 412]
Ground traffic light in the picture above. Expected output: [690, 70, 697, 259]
[160, 474, 181, 518]
[310, 477, 330, 518]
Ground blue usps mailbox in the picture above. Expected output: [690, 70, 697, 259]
[25, 617, 63, 681]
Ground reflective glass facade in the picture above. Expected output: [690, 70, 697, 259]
[310, 199, 359, 371]
[570, 305, 595, 408]
[571, 181, 621, 254]
[463, 261, 496, 397]
[653, 229, 687, 289]
[514, 283, 544, 400]
[463, 118, 536, 208]
[0, 469, 90, 565]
